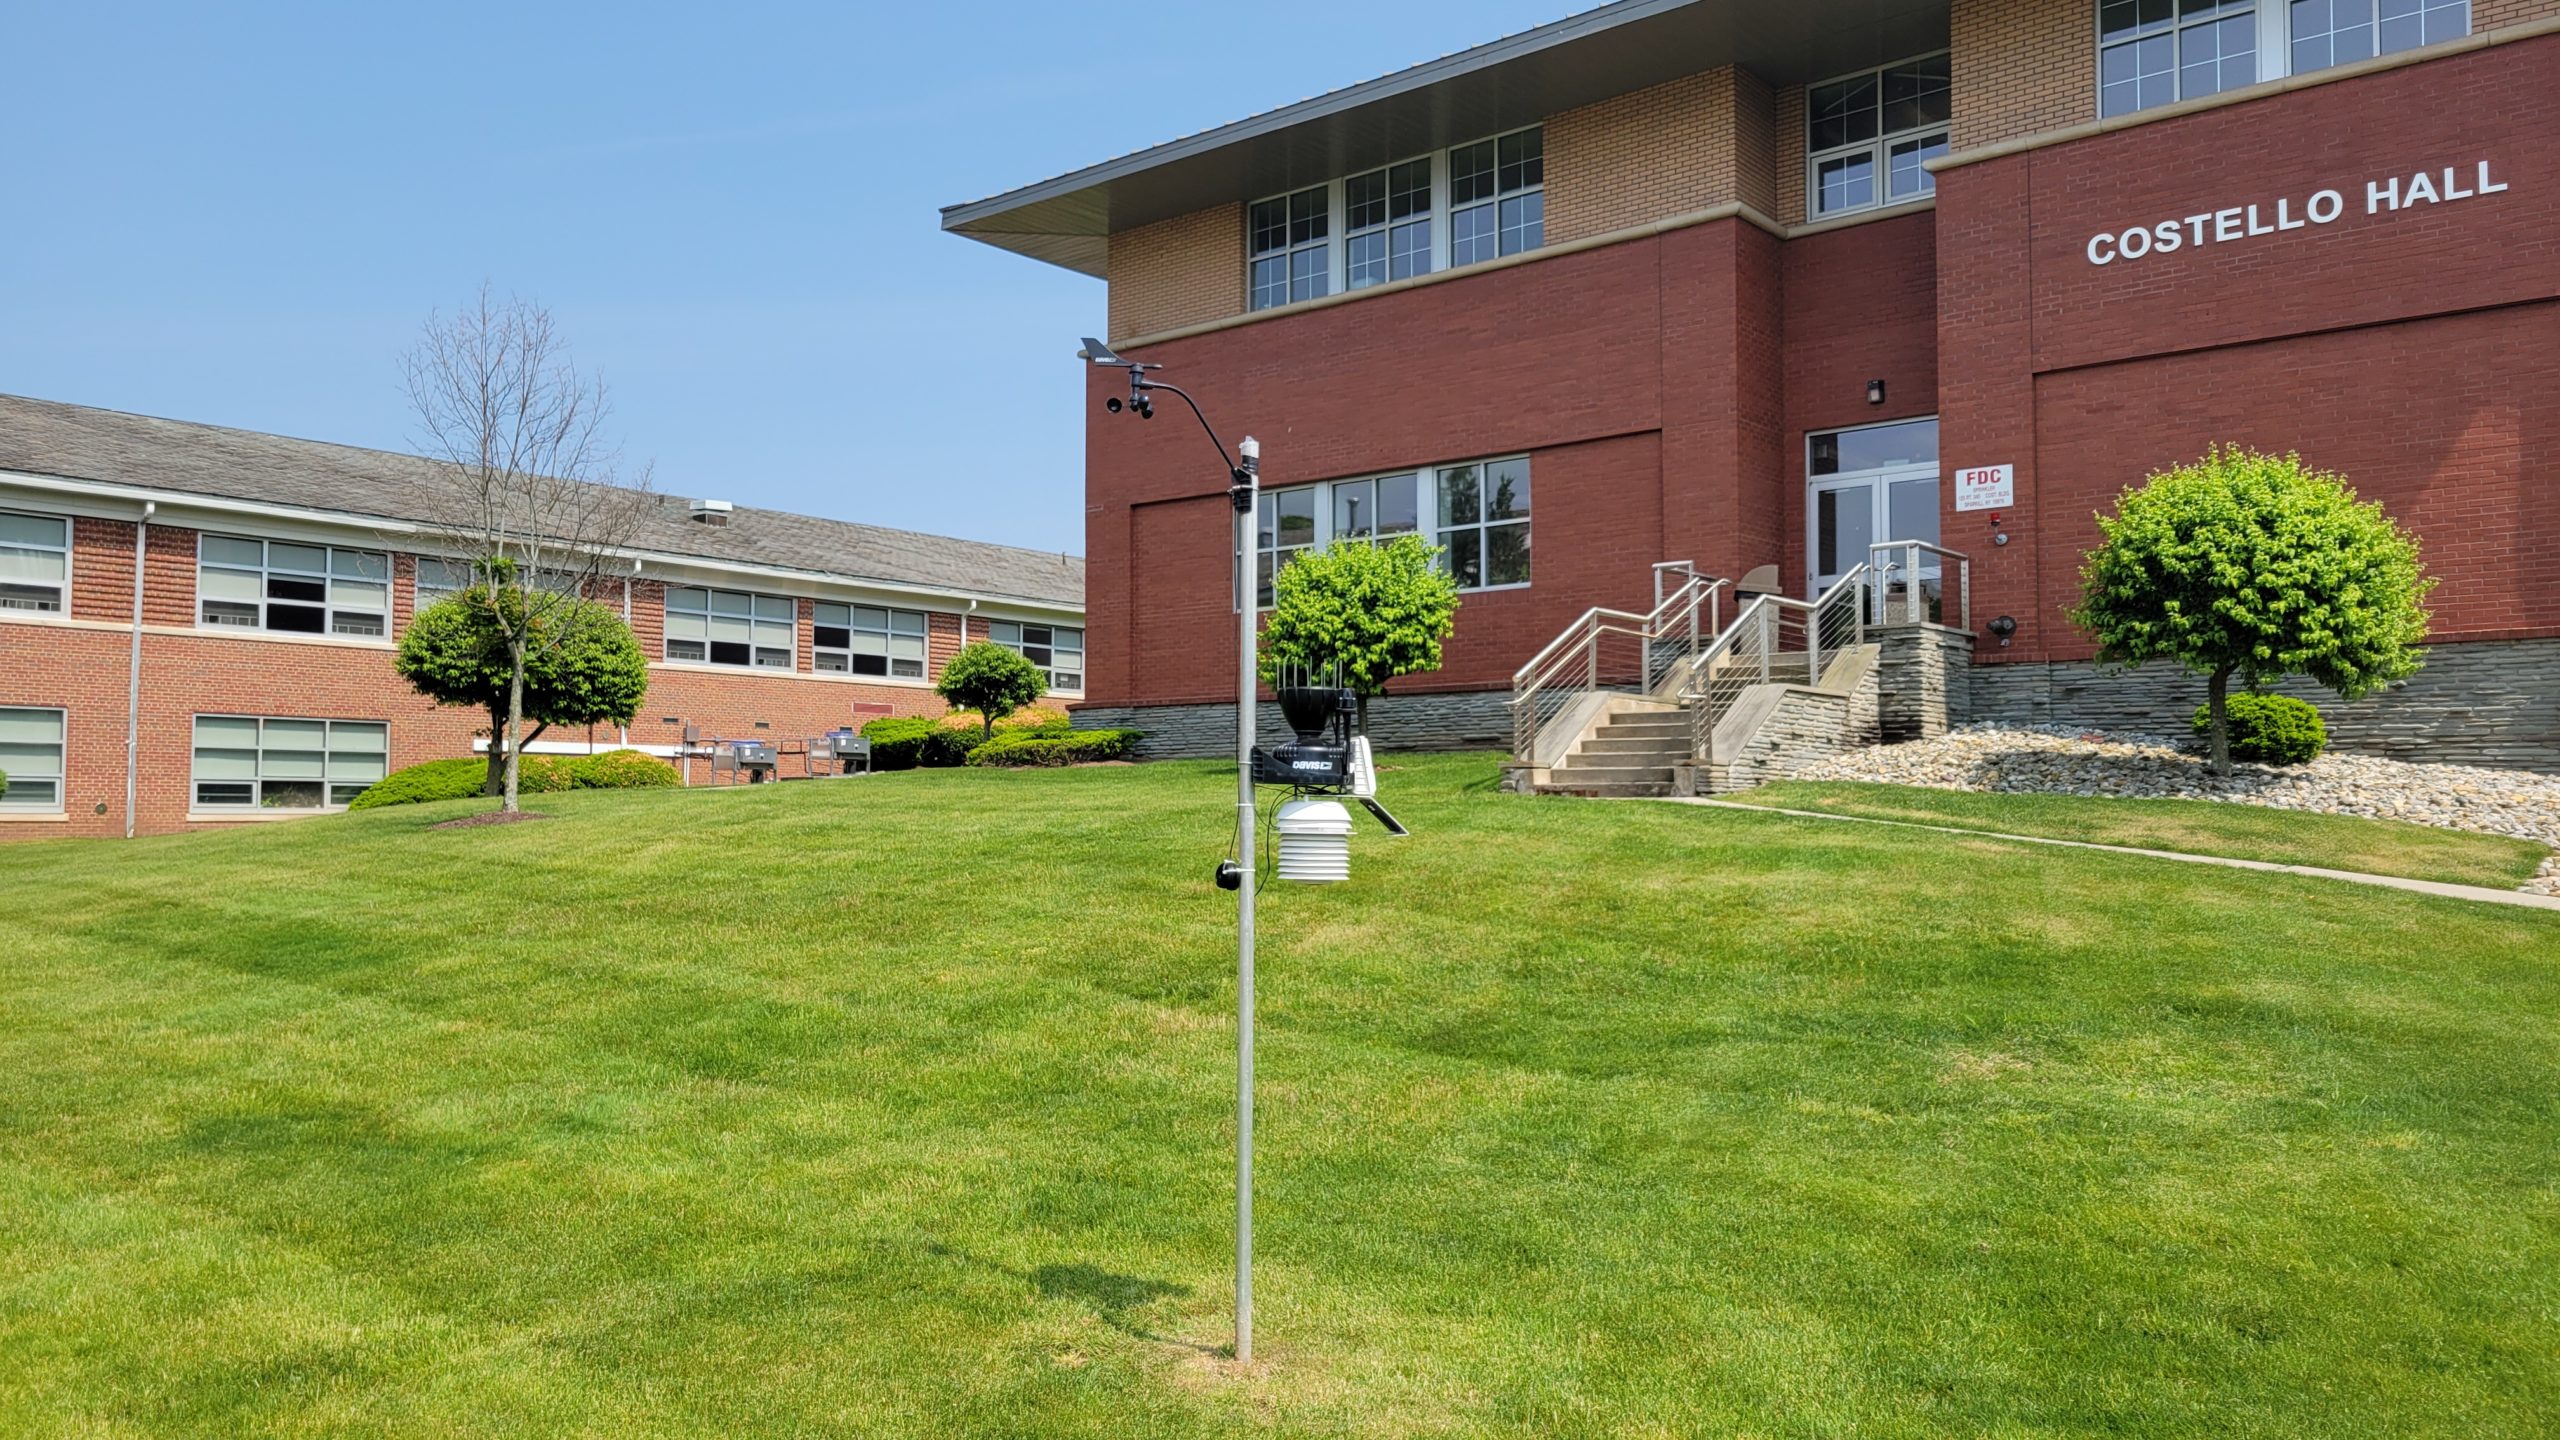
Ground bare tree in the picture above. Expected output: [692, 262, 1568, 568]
[403, 287, 655, 813]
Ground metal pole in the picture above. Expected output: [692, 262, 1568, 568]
[1233, 437, 1260, 1367]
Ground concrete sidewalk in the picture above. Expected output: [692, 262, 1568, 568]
[1664, 797, 2560, 913]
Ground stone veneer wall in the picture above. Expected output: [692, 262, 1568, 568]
[1875, 624, 1975, 743]
[1072, 691, 1513, 759]
[1969, 637, 2560, 772]
[1704, 651, 1882, 791]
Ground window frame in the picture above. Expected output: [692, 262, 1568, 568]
[662, 585, 798, 670]
[987, 620, 1085, 695]
[813, 602, 929, 680]
[1245, 124, 1544, 313]
[196, 533, 392, 639]
[188, 713, 388, 813]
[1239, 457, 1526, 609]
[2093, 0, 2465, 119]
[0, 509, 72, 616]
[1804, 50, 1952, 221]
[2285, 0, 2468, 76]
[0, 705, 67, 813]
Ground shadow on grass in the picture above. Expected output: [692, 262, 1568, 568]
[927, 1243, 1210, 1353]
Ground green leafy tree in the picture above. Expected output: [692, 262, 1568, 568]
[1259, 533, 1462, 733]
[2072, 446, 2432, 774]
[937, 641, 1047, 739]
[396, 584, 650, 796]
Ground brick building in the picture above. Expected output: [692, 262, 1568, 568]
[943, 0, 2560, 771]
[0, 396, 1085, 838]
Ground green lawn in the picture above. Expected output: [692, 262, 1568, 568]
[1731, 780, 2551, 888]
[2, 754, 2556, 1437]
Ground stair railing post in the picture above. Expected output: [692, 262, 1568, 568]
[1906, 543, 1923, 626]
[1756, 604, 1772, 685]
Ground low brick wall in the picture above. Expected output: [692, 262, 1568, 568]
[1970, 636, 2560, 772]
[1073, 691, 1513, 759]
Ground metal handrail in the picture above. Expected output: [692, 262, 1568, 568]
[1865, 539, 1971, 631]
[1680, 565, 1872, 769]
[1510, 566, 1729, 761]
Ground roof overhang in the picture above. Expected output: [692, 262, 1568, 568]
[940, 0, 1950, 278]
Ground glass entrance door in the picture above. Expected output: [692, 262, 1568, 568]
[1808, 417, 1939, 596]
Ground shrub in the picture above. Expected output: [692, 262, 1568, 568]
[349, 758, 492, 810]
[349, 751, 640, 810]
[571, 749, 680, 789]
[964, 729, 1142, 768]
[2191, 693, 2327, 766]
[936, 705, 1070, 739]
[937, 642, 1048, 738]
[861, 716, 974, 770]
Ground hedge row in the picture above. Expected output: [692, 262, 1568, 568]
[860, 709, 1071, 770]
[963, 729, 1142, 767]
[348, 749, 679, 809]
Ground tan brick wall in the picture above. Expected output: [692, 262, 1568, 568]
[2479, 0, 2560, 28]
[1774, 85, 1806, 224]
[1950, 0, 2097, 150]
[1106, 203, 1245, 341]
[1546, 67, 1756, 243]
[1733, 67, 1780, 217]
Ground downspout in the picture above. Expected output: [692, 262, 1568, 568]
[125, 502, 155, 838]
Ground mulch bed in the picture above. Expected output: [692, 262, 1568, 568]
[430, 810, 553, 831]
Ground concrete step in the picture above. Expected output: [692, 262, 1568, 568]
[1537, 779, 1675, 798]
[1550, 762, 1675, 786]
[1597, 716, 1691, 737]
[1579, 735, 1688, 755]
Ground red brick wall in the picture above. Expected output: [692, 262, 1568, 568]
[1093, 230, 1700, 706]
[1939, 33, 2560, 665]
[1090, 208, 1948, 707]
[69, 517, 136, 621]
[1779, 212, 1941, 597]
[3, 519, 1028, 837]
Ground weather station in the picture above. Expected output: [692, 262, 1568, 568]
[1082, 338, 1406, 1367]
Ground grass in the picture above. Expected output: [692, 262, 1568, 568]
[1729, 780, 2550, 888]
[2, 754, 2556, 1437]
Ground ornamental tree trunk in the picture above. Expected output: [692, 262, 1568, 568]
[503, 646, 528, 813]
[484, 704, 508, 797]
[2205, 664, 2234, 776]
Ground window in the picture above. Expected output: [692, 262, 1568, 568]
[1246, 126, 1542, 311]
[0, 511, 70, 614]
[413, 557, 475, 602]
[1242, 461, 1521, 607]
[1450, 128, 1544, 266]
[1435, 457, 1532, 592]
[2291, 0, 2466, 73]
[1807, 54, 1950, 219]
[2098, 0, 2258, 115]
[1346, 158, 1434, 291]
[664, 587, 795, 668]
[0, 707, 65, 811]
[190, 715, 386, 811]
[814, 603, 926, 678]
[989, 621, 1083, 693]
[1249, 186, 1331, 311]
[198, 536, 390, 637]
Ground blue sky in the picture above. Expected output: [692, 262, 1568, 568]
[0, 2, 1568, 553]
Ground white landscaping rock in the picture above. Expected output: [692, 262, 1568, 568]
[1792, 724, 2560, 896]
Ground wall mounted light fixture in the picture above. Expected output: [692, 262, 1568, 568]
[1866, 379, 1886, 406]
